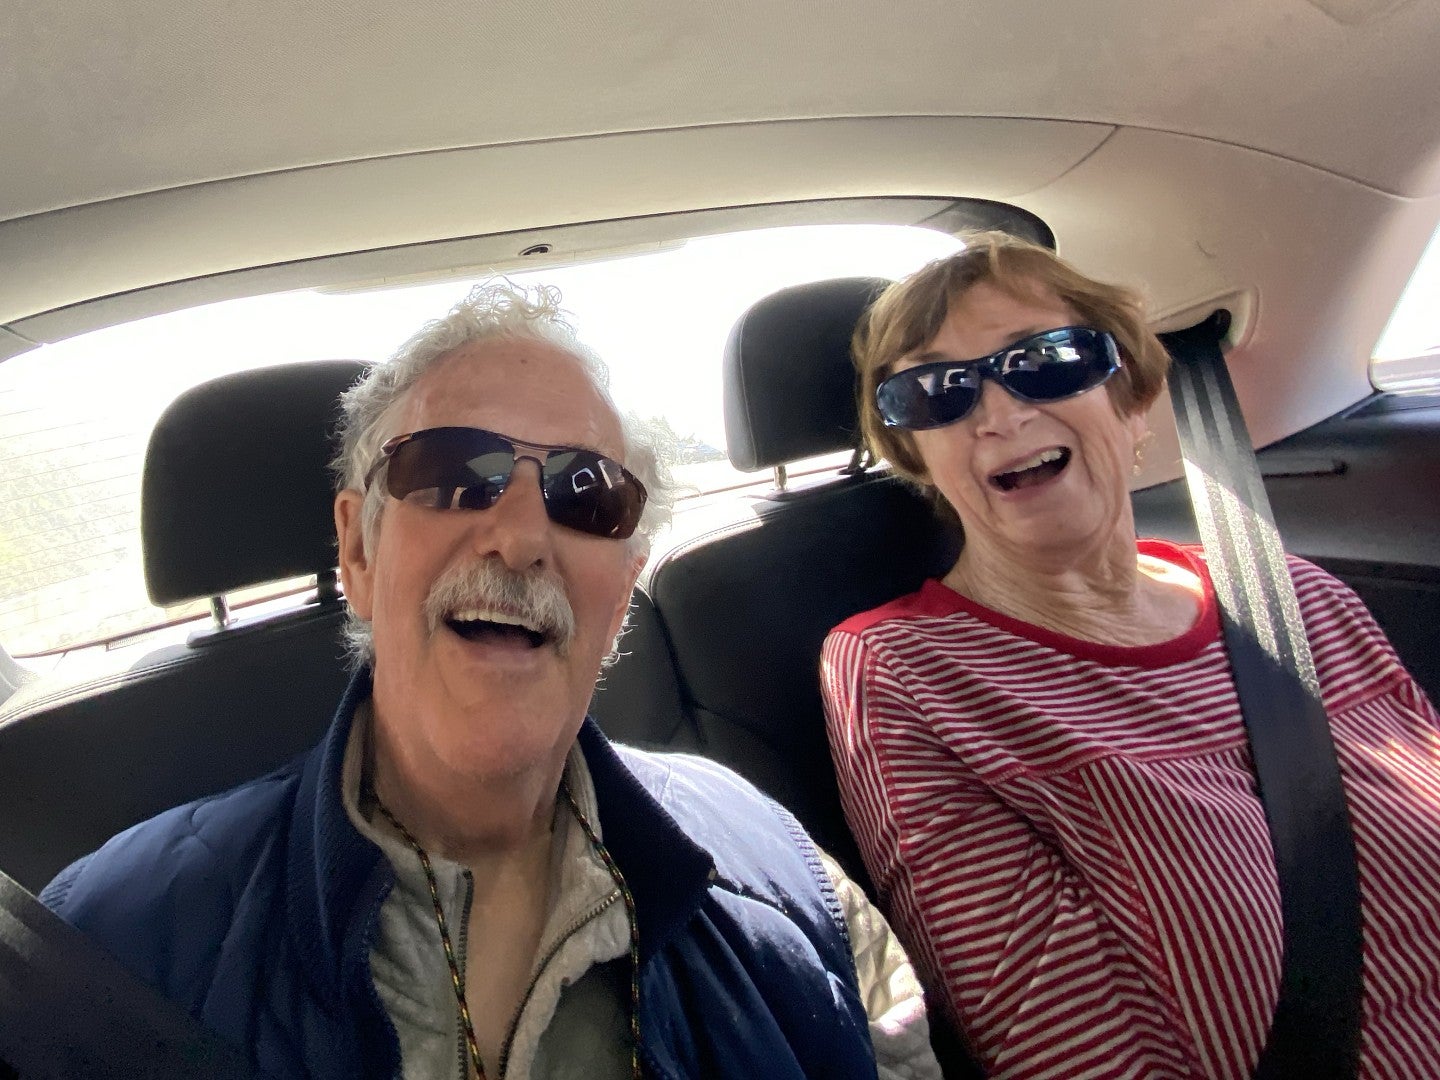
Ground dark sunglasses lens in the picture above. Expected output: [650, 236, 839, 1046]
[384, 428, 646, 539]
[385, 428, 514, 510]
[540, 450, 647, 539]
[876, 365, 981, 430]
[1001, 329, 1117, 402]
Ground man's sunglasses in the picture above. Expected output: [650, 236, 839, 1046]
[363, 426, 648, 540]
[874, 326, 1122, 431]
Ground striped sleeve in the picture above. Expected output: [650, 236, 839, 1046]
[821, 630, 1195, 1079]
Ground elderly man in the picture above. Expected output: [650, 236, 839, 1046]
[41, 281, 938, 1080]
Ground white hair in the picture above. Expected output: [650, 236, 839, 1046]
[331, 279, 677, 666]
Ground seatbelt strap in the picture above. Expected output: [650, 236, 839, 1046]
[1162, 312, 1364, 1079]
[0, 867, 265, 1079]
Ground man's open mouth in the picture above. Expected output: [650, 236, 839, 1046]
[989, 447, 1071, 492]
[443, 607, 549, 648]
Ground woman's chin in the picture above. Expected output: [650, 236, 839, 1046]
[981, 507, 1123, 568]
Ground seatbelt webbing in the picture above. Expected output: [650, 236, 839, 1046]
[0, 868, 263, 1079]
[1162, 313, 1364, 1079]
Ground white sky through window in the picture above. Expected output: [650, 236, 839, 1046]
[1372, 218, 1440, 390]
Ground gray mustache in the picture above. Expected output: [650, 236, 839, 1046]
[422, 558, 576, 656]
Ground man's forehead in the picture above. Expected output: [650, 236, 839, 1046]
[401, 339, 625, 454]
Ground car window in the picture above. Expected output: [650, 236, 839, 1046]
[0, 223, 963, 658]
[1372, 218, 1440, 391]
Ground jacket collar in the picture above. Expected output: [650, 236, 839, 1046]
[287, 668, 719, 993]
[285, 666, 392, 1023]
[576, 720, 716, 962]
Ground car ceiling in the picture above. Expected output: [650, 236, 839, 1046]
[3, 0, 1439, 482]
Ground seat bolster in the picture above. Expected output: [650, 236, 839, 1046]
[0, 606, 349, 893]
[589, 587, 697, 751]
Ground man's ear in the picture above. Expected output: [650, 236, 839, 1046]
[604, 549, 647, 645]
[334, 490, 375, 620]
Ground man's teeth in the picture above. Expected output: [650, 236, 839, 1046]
[448, 608, 541, 634]
[1004, 448, 1065, 474]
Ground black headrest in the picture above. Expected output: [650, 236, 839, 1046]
[722, 277, 892, 471]
[141, 360, 367, 605]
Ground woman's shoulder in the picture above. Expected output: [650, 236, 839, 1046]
[1283, 555, 1408, 680]
[1283, 552, 1367, 609]
[1140, 537, 1353, 609]
[828, 579, 965, 639]
[1155, 539, 1375, 635]
[1149, 540, 1409, 705]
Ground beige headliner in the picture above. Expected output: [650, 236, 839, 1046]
[3, 0, 1439, 479]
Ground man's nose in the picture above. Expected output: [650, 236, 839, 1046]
[470, 459, 551, 570]
[971, 378, 1036, 436]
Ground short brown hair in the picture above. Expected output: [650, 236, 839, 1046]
[855, 231, 1170, 485]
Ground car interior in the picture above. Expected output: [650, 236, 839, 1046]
[3, 0, 1440, 1075]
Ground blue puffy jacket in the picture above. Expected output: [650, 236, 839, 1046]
[42, 670, 877, 1079]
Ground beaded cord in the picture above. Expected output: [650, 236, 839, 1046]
[374, 782, 642, 1079]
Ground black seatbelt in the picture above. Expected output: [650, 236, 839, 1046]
[1162, 312, 1364, 1079]
[0, 867, 265, 1079]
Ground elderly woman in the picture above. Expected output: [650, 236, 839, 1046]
[820, 233, 1440, 1080]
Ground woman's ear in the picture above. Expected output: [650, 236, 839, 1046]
[1128, 411, 1150, 451]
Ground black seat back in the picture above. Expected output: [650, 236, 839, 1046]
[587, 585, 696, 751]
[646, 478, 957, 882]
[636, 278, 961, 887]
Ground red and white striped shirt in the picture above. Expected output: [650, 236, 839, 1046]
[821, 540, 1440, 1079]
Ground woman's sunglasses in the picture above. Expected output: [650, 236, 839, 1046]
[874, 326, 1121, 431]
[363, 426, 648, 540]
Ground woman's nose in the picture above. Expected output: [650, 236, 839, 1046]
[971, 378, 1036, 436]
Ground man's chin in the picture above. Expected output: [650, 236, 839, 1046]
[370, 641, 591, 774]
[428, 683, 585, 759]
[439, 719, 584, 788]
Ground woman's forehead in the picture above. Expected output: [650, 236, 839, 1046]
[924, 280, 1078, 357]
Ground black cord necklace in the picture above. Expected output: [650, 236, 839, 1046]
[373, 782, 642, 1079]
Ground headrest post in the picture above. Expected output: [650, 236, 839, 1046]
[209, 596, 233, 630]
[841, 444, 874, 476]
[772, 463, 788, 492]
[316, 569, 340, 605]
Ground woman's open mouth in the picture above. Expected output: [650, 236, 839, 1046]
[989, 447, 1071, 492]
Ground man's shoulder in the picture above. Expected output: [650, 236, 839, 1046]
[612, 745, 831, 894]
[41, 758, 307, 987]
[613, 744, 783, 816]
[607, 744, 865, 1030]
[45, 759, 304, 906]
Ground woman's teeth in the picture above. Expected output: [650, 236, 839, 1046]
[991, 447, 1071, 491]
